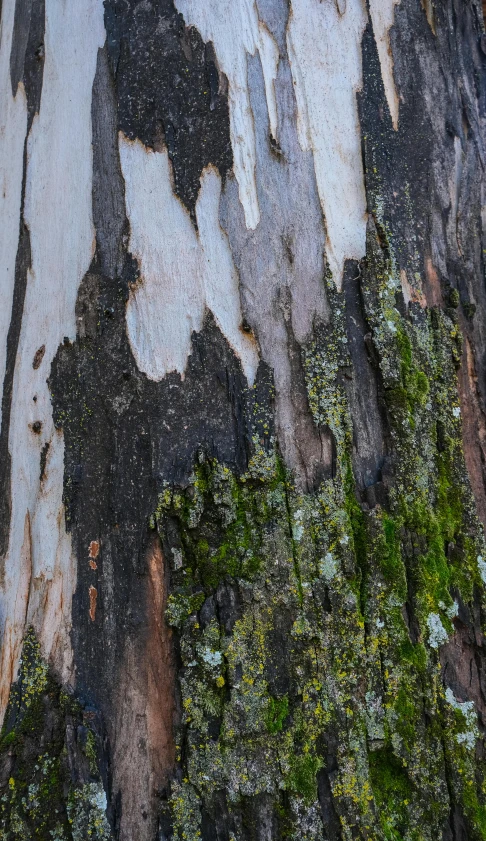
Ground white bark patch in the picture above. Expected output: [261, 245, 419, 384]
[173, 0, 279, 230]
[0, 2, 28, 429]
[172, 0, 400, 289]
[369, 0, 401, 130]
[286, 0, 401, 286]
[0, 0, 105, 722]
[220, 55, 332, 488]
[286, 0, 368, 287]
[120, 136, 259, 384]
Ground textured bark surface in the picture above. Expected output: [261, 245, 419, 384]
[1, 0, 486, 839]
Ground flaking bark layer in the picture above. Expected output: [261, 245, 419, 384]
[1, 0, 486, 839]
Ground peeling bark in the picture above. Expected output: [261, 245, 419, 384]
[1, 0, 486, 839]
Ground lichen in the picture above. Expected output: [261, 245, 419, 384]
[67, 784, 111, 841]
[152, 223, 486, 839]
[0, 629, 112, 841]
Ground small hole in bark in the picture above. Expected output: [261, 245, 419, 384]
[32, 421, 42, 434]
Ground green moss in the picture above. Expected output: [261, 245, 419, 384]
[399, 639, 427, 672]
[343, 456, 368, 613]
[392, 687, 419, 751]
[84, 731, 98, 778]
[463, 302, 476, 320]
[381, 515, 405, 582]
[145, 227, 486, 841]
[155, 456, 273, 604]
[286, 753, 323, 805]
[387, 326, 429, 426]
[448, 288, 460, 309]
[396, 327, 413, 372]
[369, 747, 414, 840]
[0, 629, 112, 841]
[265, 695, 289, 735]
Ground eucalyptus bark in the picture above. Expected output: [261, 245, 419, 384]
[1, 0, 486, 840]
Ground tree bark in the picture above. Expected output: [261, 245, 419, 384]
[1, 0, 486, 838]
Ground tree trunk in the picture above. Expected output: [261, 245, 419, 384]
[1, 0, 486, 838]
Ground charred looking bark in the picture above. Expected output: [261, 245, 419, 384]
[47, 40, 277, 835]
[104, 0, 233, 221]
[10, 0, 45, 123]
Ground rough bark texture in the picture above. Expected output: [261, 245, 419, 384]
[1, 0, 486, 839]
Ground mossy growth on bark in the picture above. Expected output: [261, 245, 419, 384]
[2, 213, 485, 839]
[0, 628, 112, 841]
[1, 212, 486, 841]
[152, 225, 486, 840]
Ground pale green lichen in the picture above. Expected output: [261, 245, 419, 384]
[426, 612, 449, 649]
[67, 784, 111, 841]
[152, 222, 486, 839]
[0, 629, 112, 841]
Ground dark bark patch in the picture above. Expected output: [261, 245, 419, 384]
[91, 45, 127, 280]
[10, 0, 45, 126]
[0, 222, 31, 562]
[200, 790, 238, 841]
[440, 591, 486, 729]
[342, 259, 388, 491]
[284, 310, 336, 493]
[110, 534, 176, 841]
[358, 14, 434, 284]
[32, 344, 45, 369]
[0, 629, 113, 839]
[317, 728, 342, 841]
[104, 0, 232, 221]
[264, 608, 293, 697]
[49, 247, 274, 834]
[457, 335, 486, 527]
[39, 441, 49, 482]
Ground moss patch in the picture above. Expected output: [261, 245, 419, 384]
[0, 629, 112, 841]
[153, 229, 486, 841]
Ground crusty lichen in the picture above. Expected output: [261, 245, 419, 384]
[153, 217, 486, 839]
[0, 628, 112, 841]
[5, 208, 484, 839]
